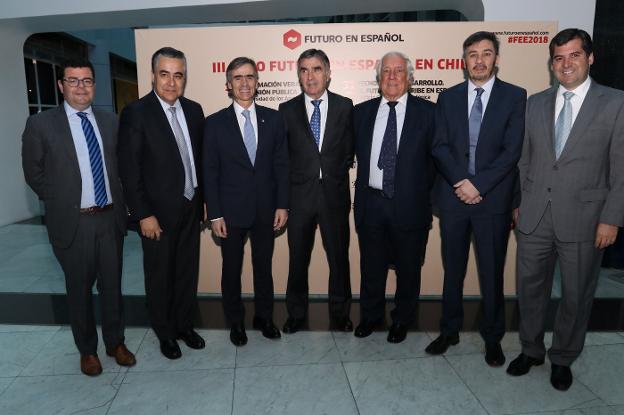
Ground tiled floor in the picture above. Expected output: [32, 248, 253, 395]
[2, 222, 624, 297]
[0, 325, 623, 414]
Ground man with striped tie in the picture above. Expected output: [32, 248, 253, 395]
[22, 59, 135, 376]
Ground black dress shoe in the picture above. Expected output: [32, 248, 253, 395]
[283, 317, 305, 334]
[506, 353, 545, 376]
[160, 339, 182, 360]
[484, 342, 505, 367]
[354, 321, 376, 338]
[330, 316, 353, 332]
[550, 364, 573, 391]
[253, 317, 281, 339]
[387, 323, 409, 343]
[177, 329, 205, 349]
[425, 334, 459, 355]
[230, 323, 248, 347]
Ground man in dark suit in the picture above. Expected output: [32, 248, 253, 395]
[426, 31, 526, 367]
[353, 51, 435, 343]
[507, 29, 624, 391]
[279, 49, 354, 333]
[22, 59, 135, 376]
[204, 57, 289, 346]
[118, 47, 206, 360]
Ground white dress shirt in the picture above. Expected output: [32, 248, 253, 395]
[369, 92, 408, 190]
[155, 93, 198, 188]
[467, 75, 495, 119]
[304, 90, 329, 178]
[554, 75, 591, 130]
[233, 100, 259, 144]
[64, 101, 113, 208]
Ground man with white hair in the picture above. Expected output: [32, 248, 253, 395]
[352, 51, 435, 343]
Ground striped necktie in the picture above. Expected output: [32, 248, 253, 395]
[76, 112, 108, 207]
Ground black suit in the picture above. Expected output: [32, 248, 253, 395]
[432, 78, 526, 343]
[118, 91, 205, 341]
[203, 103, 288, 324]
[354, 94, 435, 325]
[279, 91, 354, 320]
[22, 104, 126, 355]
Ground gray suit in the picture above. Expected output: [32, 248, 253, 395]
[516, 80, 624, 365]
[22, 105, 127, 355]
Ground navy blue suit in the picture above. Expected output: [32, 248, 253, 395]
[431, 78, 526, 343]
[354, 94, 435, 325]
[203, 103, 288, 324]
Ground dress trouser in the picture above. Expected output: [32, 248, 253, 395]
[517, 203, 603, 366]
[357, 188, 429, 325]
[439, 210, 510, 343]
[220, 218, 276, 325]
[53, 209, 124, 355]
[286, 179, 351, 320]
[141, 195, 200, 341]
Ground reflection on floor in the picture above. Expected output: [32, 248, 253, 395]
[2, 222, 624, 297]
[0, 324, 622, 415]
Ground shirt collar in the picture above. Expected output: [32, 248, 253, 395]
[233, 100, 256, 116]
[304, 90, 328, 106]
[381, 92, 408, 107]
[154, 91, 181, 113]
[468, 75, 495, 96]
[64, 101, 92, 116]
[557, 76, 592, 99]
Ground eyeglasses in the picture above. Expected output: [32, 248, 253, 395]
[63, 77, 95, 87]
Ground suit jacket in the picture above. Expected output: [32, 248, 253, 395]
[203, 103, 289, 228]
[353, 94, 435, 230]
[22, 105, 126, 248]
[518, 80, 624, 241]
[279, 91, 354, 214]
[432, 78, 526, 214]
[118, 91, 205, 231]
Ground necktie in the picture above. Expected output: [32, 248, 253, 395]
[310, 99, 322, 148]
[168, 107, 195, 200]
[242, 109, 257, 166]
[377, 101, 398, 198]
[468, 87, 484, 176]
[76, 112, 108, 207]
[554, 91, 574, 160]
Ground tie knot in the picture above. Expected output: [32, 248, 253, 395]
[242, 109, 251, 120]
[563, 91, 574, 101]
[387, 101, 398, 109]
[168, 106, 177, 114]
[77, 112, 88, 120]
[475, 87, 484, 97]
[312, 99, 322, 108]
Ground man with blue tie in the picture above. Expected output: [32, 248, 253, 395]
[204, 57, 289, 346]
[22, 59, 135, 376]
[427, 32, 526, 366]
[353, 52, 435, 343]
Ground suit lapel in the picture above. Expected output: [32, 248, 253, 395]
[479, 78, 500, 144]
[320, 92, 335, 154]
[293, 94, 318, 152]
[147, 92, 181, 159]
[541, 88, 557, 161]
[227, 104, 254, 168]
[362, 97, 381, 169]
[55, 106, 81, 177]
[558, 82, 602, 161]
[255, 105, 266, 166]
[455, 82, 470, 155]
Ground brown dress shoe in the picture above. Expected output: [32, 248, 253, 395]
[80, 354, 103, 376]
[106, 344, 136, 367]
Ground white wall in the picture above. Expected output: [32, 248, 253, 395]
[0, 0, 597, 226]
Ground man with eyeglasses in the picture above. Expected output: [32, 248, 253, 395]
[118, 47, 206, 360]
[22, 59, 135, 376]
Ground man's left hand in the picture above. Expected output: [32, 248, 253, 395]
[595, 223, 619, 249]
[274, 209, 288, 231]
[454, 179, 481, 204]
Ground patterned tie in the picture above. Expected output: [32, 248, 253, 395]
[554, 91, 574, 160]
[242, 109, 257, 166]
[310, 99, 322, 148]
[168, 107, 195, 200]
[377, 101, 399, 198]
[468, 87, 484, 176]
[76, 112, 108, 207]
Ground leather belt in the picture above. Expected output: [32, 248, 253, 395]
[80, 204, 114, 214]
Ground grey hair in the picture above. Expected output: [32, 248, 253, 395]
[375, 51, 415, 84]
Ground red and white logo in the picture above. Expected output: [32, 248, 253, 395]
[283, 29, 301, 49]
